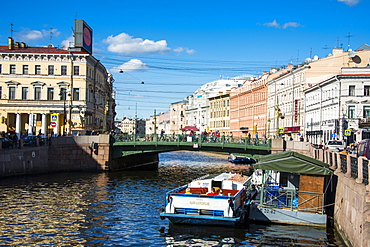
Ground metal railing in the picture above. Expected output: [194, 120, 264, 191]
[113, 133, 270, 147]
[0, 137, 50, 150]
[262, 185, 325, 214]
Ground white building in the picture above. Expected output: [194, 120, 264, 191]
[186, 79, 243, 132]
[120, 117, 145, 135]
[170, 100, 187, 134]
[305, 67, 370, 145]
[267, 47, 370, 141]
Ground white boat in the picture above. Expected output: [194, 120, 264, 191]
[160, 172, 251, 226]
[245, 151, 336, 227]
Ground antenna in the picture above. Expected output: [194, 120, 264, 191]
[336, 37, 341, 48]
[346, 32, 352, 50]
[296, 50, 300, 65]
[49, 28, 53, 44]
[10, 23, 14, 38]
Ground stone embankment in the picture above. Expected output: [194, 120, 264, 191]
[282, 140, 369, 247]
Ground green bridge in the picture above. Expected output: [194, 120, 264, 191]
[111, 134, 272, 159]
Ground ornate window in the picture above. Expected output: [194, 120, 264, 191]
[48, 65, 54, 75]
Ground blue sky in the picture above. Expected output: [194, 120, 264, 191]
[1, 0, 369, 119]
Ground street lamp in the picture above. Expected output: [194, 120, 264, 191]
[59, 90, 67, 136]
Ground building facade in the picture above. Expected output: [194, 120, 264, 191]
[209, 92, 231, 135]
[120, 117, 145, 135]
[305, 67, 370, 145]
[186, 79, 243, 133]
[169, 100, 187, 134]
[267, 47, 370, 141]
[0, 35, 114, 137]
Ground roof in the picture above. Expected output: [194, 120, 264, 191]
[254, 151, 333, 176]
[0, 45, 86, 54]
[356, 44, 370, 51]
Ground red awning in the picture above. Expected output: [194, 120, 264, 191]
[181, 126, 199, 131]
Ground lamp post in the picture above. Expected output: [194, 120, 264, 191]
[68, 53, 74, 136]
[59, 90, 67, 136]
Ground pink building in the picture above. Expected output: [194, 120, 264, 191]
[230, 65, 294, 138]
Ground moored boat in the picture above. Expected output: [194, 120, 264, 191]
[160, 172, 250, 226]
[228, 154, 257, 164]
[245, 151, 336, 227]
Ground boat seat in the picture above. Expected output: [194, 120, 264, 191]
[179, 187, 208, 194]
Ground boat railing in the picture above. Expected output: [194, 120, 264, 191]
[262, 186, 325, 214]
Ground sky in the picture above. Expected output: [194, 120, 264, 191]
[1, 0, 369, 119]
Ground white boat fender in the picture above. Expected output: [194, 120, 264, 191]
[165, 196, 175, 214]
[224, 198, 235, 217]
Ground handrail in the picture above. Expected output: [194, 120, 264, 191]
[112, 133, 270, 148]
[262, 186, 325, 214]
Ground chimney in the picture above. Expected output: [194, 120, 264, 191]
[21, 42, 27, 48]
[8, 37, 14, 50]
[15, 42, 20, 48]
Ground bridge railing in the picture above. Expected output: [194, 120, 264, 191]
[113, 133, 270, 147]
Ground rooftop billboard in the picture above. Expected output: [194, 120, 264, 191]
[74, 20, 93, 54]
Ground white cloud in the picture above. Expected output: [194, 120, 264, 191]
[262, 20, 280, 28]
[174, 47, 196, 55]
[17, 28, 61, 42]
[337, 0, 360, 6]
[21, 30, 43, 40]
[103, 33, 171, 55]
[282, 22, 302, 29]
[261, 20, 302, 29]
[111, 59, 149, 73]
[61, 35, 74, 50]
[186, 49, 196, 55]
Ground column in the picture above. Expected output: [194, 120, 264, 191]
[28, 113, 33, 135]
[15, 113, 21, 138]
[41, 113, 47, 136]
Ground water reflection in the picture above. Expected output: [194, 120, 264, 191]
[0, 151, 345, 246]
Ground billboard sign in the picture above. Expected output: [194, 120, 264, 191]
[74, 20, 93, 54]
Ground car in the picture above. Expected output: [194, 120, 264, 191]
[23, 135, 44, 147]
[357, 139, 370, 158]
[0, 137, 14, 149]
[325, 140, 346, 151]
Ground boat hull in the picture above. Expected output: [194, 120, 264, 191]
[161, 213, 241, 227]
[248, 204, 327, 227]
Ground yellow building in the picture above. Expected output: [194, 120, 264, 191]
[0, 37, 115, 137]
[209, 91, 231, 136]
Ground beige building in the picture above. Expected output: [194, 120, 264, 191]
[209, 92, 231, 135]
[120, 117, 145, 135]
[170, 100, 187, 134]
[0, 37, 115, 137]
[267, 46, 370, 140]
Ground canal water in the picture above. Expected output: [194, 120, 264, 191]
[0, 151, 346, 246]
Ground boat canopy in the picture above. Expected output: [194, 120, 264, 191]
[254, 151, 333, 176]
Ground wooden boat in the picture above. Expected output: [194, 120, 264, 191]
[228, 154, 256, 164]
[160, 172, 250, 226]
[245, 151, 336, 227]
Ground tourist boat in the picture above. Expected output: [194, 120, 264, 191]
[228, 154, 257, 164]
[160, 172, 251, 226]
[245, 151, 336, 227]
